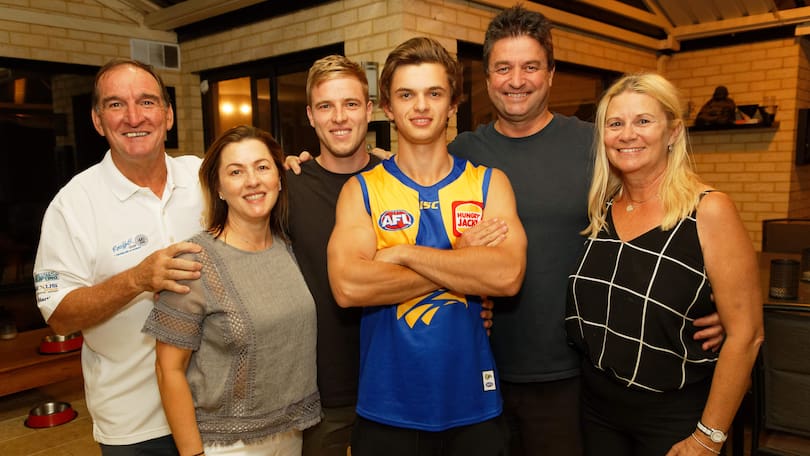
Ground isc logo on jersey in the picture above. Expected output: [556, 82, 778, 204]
[452, 201, 484, 237]
[379, 209, 414, 231]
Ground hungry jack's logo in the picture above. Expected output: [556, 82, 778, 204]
[452, 201, 484, 237]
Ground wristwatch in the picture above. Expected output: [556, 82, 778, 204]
[697, 420, 727, 443]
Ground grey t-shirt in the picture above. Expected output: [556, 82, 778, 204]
[449, 115, 594, 382]
[143, 231, 320, 445]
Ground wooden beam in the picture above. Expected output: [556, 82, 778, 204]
[794, 21, 810, 36]
[474, 0, 671, 50]
[93, 0, 152, 25]
[641, 0, 676, 27]
[0, 5, 176, 42]
[144, 0, 267, 30]
[672, 5, 810, 40]
[574, 0, 673, 31]
[121, 0, 162, 14]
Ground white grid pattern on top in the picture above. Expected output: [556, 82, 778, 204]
[567, 206, 718, 393]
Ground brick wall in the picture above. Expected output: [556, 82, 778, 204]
[793, 39, 810, 218]
[0, 0, 190, 154]
[1, 0, 803, 245]
[666, 38, 804, 249]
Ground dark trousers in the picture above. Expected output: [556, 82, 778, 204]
[501, 376, 583, 456]
[302, 404, 356, 456]
[99, 434, 179, 456]
[580, 362, 710, 456]
[350, 415, 508, 456]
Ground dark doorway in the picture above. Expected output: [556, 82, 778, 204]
[0, 57, 98, 331]
[73, 93, 108, 173]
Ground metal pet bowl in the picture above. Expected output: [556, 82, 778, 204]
[25, 401, 77, 428]
[38, 332, 83, 354]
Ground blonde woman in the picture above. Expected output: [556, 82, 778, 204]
[566, 74, 763, 455]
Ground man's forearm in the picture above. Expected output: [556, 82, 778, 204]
[47, 268, 143, 334]
[397, 244, 525, 297]
[330, 260, 440, 308]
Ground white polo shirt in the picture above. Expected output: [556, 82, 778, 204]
[34, 151, 204, 445]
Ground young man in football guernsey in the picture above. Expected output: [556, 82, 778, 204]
[327, 37, 527, 456]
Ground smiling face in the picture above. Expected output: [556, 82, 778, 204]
[486, 35, 554, 131]
[382, 63, 457, 146]
[306, 76, 373, 159]
[604, 91, 677, 177]
[91, 64, 173, 168]
[218, 138, 281, 226]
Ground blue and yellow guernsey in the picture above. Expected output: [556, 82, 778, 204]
[354, 155, 501, 431]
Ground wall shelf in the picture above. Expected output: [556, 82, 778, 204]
[687, 121, 779, 133]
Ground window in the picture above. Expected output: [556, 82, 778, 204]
[200, 43, 342, 155]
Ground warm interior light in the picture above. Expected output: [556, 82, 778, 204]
[239, 103, 251, 114]
[14, 78, 25, 104]
[220, 102, 235, 115]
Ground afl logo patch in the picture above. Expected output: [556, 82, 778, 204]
[379, 210, 414, 231]
[452, 200, 484, 237]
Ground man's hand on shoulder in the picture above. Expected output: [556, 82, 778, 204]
[370, 147, 393, 161]
[133, 241, 203, 295]
[284, 151, 313, 175]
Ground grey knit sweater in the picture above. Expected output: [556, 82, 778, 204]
[143, 231, 320, 445]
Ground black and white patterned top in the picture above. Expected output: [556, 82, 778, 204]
[566, 195, 719, 392]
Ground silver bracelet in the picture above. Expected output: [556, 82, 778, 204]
[691, 432, 721, 455]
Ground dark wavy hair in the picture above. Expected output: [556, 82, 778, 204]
[199, 125, 290, 244]
[483, 5, 555, 75]
[379, 36, 463, 111]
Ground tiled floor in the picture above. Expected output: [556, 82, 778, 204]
[0, 378, 99, 456]
[4, 379, 808, 456]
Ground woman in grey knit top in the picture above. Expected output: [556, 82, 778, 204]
[143, 125, 320, 456]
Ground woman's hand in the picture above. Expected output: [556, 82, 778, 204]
[666, 433, 721, 455]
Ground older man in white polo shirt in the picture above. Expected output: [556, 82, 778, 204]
[34, 58, 204, 456]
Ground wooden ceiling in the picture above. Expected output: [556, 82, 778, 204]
[107, 0, 810, 50]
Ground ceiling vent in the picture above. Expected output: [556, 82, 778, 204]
[130, 39, 180, 70]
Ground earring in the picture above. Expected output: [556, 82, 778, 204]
[667, 144, 672, 152]
[218, 193, 224, 200]
[278, 183, 282, 191]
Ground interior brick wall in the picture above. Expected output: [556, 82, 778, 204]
[667, 38, 806, 249]
[2, 0, 807, 247]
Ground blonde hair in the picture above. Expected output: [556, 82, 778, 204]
[584, 73, 704, 237]
[306, 55, 369, 106]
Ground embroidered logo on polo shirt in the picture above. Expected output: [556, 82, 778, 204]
[34, 271, 60, 302]
[112, 234, 149, 257]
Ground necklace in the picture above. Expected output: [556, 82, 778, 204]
[222, 228, 272, 251]
[625, 194, 658, 212]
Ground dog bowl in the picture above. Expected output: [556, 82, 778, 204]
[24, 401, 77, 428]
[38, 332, 83, 354]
